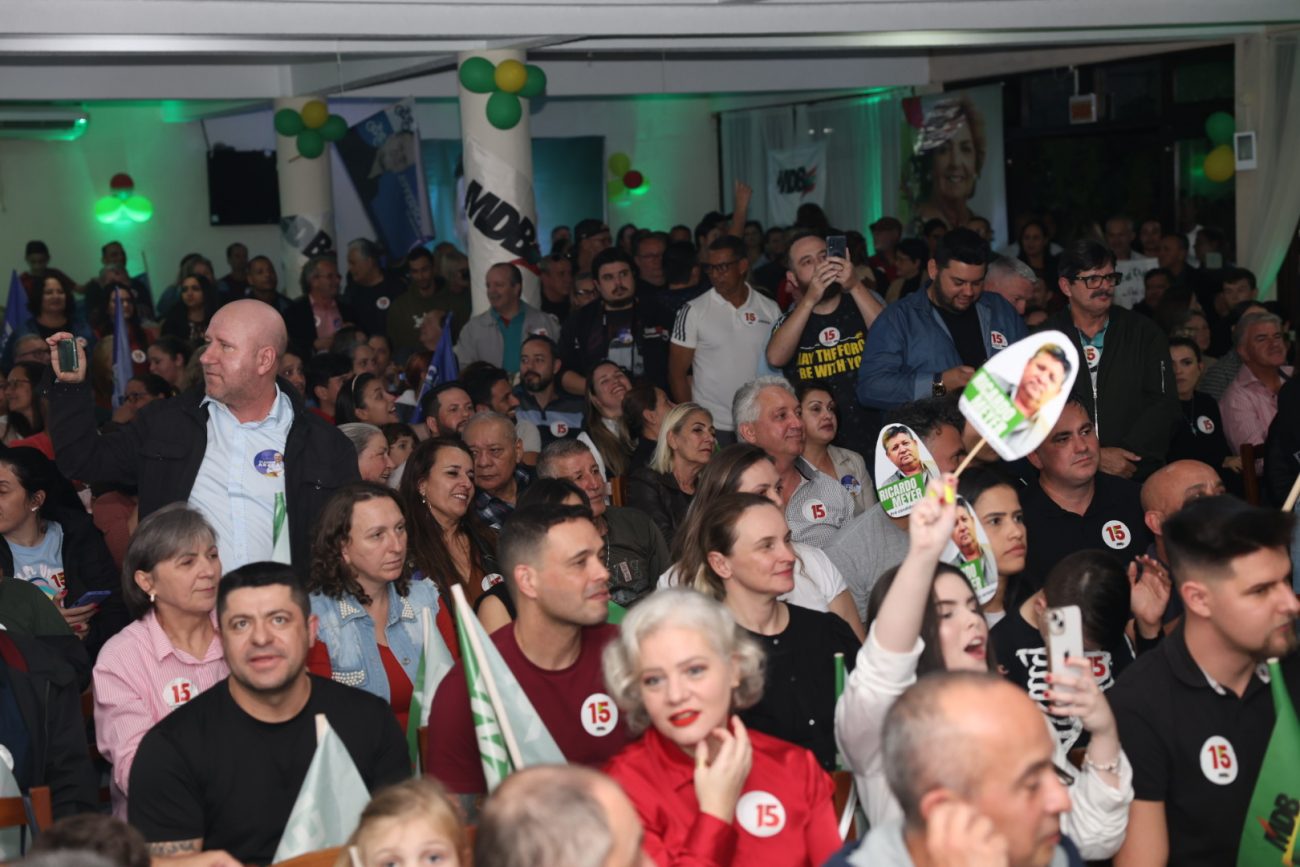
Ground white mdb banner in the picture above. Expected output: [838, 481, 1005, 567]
[766, 142, 827, 227]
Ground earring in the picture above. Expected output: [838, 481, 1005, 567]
[149, 592, 156, 604]
[29, 507, 37, 513]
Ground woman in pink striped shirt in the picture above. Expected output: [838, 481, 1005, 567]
[91, 504, 229, 818]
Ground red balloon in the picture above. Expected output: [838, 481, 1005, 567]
[622, 170, 644, 190]
[110, 173, 134, 192]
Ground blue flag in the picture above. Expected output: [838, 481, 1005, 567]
[1, 271, 28, 359]
[112, 289, 134, 407]
[409, 313, 457, 424]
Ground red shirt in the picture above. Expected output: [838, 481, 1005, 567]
[425, 623, 630, 794]
[304, 642, 414, 731]
[605, 727, 840, 867]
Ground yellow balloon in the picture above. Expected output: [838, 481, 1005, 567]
[494, 60, 528, 94]
[301, 100, 329, 130]
[1203, 144, 1235, 183]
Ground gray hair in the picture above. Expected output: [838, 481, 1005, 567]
[1233, 311, 1282, 350]
[537, 438, 597, 478]
[338, 422, 383, 455]
[731, 376, 795, 431]
[122, 504, 217, 618]
[602, 588, 765, 735]
[985, 254, 1036, 286]
[650, 402, 711, 474]
[463, 410, 517, 441]
[298, 254, 337, 295]
[882, 671, 1005, 828]
[348, 237, 382, 262]
[475, 765, 613, 867]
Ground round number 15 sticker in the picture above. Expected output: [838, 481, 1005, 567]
[581, 692, 618, 737]
[1101, 520, 1131, 550]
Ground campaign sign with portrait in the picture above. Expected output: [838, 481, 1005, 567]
[335, 98, 435, 258]
[875, 423, 941, 518]
[942, 496, 998, 605]
[960, 331, 1080, 461]
[900, 85, 1006, 243]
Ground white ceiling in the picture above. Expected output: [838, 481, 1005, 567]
[0, 0, 1295, 101]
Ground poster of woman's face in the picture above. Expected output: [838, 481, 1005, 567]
[902, 85, 1006, 246]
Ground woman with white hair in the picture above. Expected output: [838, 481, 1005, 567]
[339, 422, 395, 484]
[603, 588, 840, 866]
[624, 402, 715, 548]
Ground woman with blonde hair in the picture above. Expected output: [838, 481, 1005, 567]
[602, 588, 840, 866]
[624, 402, 714, 548]
[336, 777, 469, 867]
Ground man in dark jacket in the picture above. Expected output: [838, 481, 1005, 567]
[1046, 239, 1179, 482]
[44, 300, 358, 574]
[0, 631, 98, 818]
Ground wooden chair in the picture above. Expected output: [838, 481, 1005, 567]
[1241, 443, 1262, 505]
[274, 846, 341, 867]
[0, 785, 53, 841]
[610, 475, 627, 508]
[831, 770, 857, 842]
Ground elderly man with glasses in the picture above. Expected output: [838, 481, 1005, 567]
[668, 235, 780, 443]
[1045, 239, 1179, 482]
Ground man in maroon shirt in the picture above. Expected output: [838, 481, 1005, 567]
[425, 503, 630, 800]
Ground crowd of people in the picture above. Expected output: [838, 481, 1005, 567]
[1, 195, 1297, 867]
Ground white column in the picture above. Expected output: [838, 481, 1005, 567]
[274, 95, 336, 299]
[458, 50, 541, 316]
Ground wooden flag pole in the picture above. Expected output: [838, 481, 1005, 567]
[1282, 471, 1300, 513]
[953, 437, 986, 478]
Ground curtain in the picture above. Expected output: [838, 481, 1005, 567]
[1242, 33, 1300, 297]
[718, 93, 904, 238]
[719, 106, 799, 226]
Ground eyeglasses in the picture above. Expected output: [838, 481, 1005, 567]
[703, 260, 741, 274]
[1071, 272, 1121, 290]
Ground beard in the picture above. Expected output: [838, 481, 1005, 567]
[522, 371, 552, 393]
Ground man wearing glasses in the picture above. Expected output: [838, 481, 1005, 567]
[1046, 239, 1178, 482]
[669, 235, 780, 443]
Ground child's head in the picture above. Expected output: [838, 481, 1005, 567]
[339, 778, 468, 867]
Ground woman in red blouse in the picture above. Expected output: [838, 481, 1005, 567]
[602, 588, 840, 867]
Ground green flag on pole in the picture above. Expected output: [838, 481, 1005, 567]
[270, 492, 291, 565]
[449, 585, 564, 791]
[272, 716, 370, 863]
[406, 607, 455, 773]
[1237, 658, 1300, 866]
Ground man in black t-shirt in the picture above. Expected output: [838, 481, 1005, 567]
[1109, 497, 1300, 867]
[129, 563, 408, 866]
[766, 230, 884, 456]
[1022, 400, 1150, 581]
[559, 248, 666, 394]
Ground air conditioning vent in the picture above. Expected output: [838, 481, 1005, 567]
[0, 106, 88, 140]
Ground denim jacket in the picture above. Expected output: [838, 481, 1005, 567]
[309, 579, 441, 702]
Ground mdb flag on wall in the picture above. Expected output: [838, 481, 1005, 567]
[766, 142, 827, 226]
[335, 98, 436, 257]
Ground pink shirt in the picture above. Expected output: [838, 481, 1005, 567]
[92, 609, 228, 818]
[1220, 363, 1292, 457]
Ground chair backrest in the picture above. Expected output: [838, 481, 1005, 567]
[1242, 442, 1262, 505]
[831, 770, 857, 842]
[610, 475, 627, 508]
[0, 786, 53, 834]
[274, 845, 341, 867]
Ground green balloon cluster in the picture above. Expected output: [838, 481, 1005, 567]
[94, 193, 153, 224]
[274, 102, 348, 160]
[1205, 111, 1235, 147]
[458, 57, 547, 130]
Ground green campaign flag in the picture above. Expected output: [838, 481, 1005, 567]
[270, 492, 291, 564]
[272, 717, 370, 863]
[1237, 658, 1300, 866]
[406, 607, 455, 774]
[0, 744, 24, 858]
[450, 585, 564, 791]
[607, 601, 627, 625]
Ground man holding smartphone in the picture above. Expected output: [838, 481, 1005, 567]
[766, 230, 884, 457]
[43, 299, 358, 576]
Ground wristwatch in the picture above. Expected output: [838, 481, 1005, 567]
[932, 372, 946, 397]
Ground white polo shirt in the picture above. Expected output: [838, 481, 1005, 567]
[671, 284, 780, 430]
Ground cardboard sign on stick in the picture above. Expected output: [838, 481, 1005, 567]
[875, 424, 941, 517]
[942, 496, 999, 605]
[959, 331, 1080, 462]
